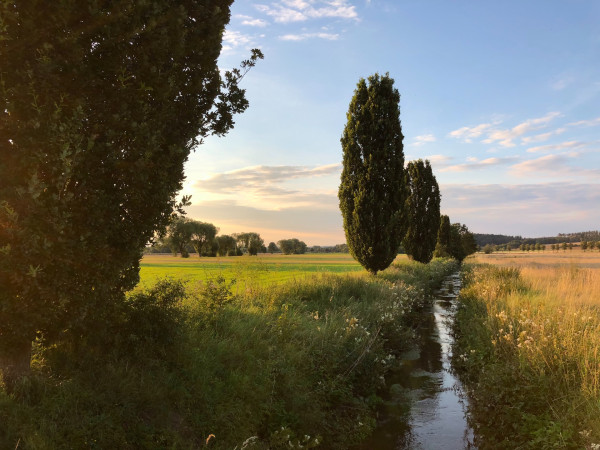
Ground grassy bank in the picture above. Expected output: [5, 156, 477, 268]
[453, 260, 600, 449]
[0, 258, 457, 449]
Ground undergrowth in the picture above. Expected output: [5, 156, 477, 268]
[453, 264, 600, 449]
[0, 258, 458, 449]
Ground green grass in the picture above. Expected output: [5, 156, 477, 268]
[138, 253, 389, 290]
[1, 256, 458, 449]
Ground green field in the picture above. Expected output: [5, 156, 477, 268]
[139, 253, 401, 290]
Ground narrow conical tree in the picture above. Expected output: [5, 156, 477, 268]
[403, 159, 441, 263]
[434, 215, 451, 258]
[338, 73, 407, 274]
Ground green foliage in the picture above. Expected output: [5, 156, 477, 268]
[448, 223, 477, 262]
[216, 234, 237, 256]
[190, 221, 219, 256]
[0, 259, 458, 449]
[0, 0, 262, 377]
[267, 242, 279, 253]
[199, 274, 236, 317]
[338, 73, 407, 274]
[278, 238, 308, 255]
[234, 232, 264, 256]
[434, 215, 451, 257]
[402, 159, 441, 263]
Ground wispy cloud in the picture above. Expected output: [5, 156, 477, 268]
[255, 0, 358, 23]
[526, 140, 589, 153]
[194, 163, 341, 211]
[440, 156, 519, 172]
[521, 127, 567, 144]
[280, 32, 339, 40]
[222, 29, 256, 53]
[448, 123, 494, 143]
[235, 14, 269, 27]
[449, 112, 565, 147]
[510, 153, 600, 179]
[483, 112, 562, 147]
[412, 134, 436, 146]
[567, 117, 600, 127]
[441, 183, 600, 236]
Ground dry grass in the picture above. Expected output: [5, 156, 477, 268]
[458, 250, 600, 447]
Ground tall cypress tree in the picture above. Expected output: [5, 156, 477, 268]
[403, 159, 441, 263]
[434, 214, 451, 258]
[338, 73, 407, 274]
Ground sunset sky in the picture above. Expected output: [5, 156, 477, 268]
[182, 0, 600, 246]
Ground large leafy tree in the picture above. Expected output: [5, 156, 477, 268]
[190, 221, 218, 256]
[233, 232, 264, 256]
[448, 223, 477, 262]
[0, 0, 262, 383]
[403, 159, 440, 263]
[338, 73, 407, 274]
[278, 238, 307, 255]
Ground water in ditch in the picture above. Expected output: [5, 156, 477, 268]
[356, 272, 475, 449]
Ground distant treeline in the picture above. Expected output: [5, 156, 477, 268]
[475, 230, 600, 248]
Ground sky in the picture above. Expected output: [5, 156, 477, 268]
[182, 0, 600, 246]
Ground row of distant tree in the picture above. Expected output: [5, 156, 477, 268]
[475, 230, 600, 247]
[482, 241, 600, 253]
[147, 217, 350, 257]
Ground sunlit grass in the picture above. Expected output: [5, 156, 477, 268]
[138, 253, 411, 291]
[455, 251, 600, 448]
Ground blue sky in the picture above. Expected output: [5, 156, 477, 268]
[183, 0, 600, 245]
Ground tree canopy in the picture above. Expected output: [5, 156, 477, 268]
[403, 159, 441, 264]
[278, 238, 308, 255]
[338, 73, 407, 274]
[0, 0, 262, 382]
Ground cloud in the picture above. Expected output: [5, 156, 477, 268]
[440, 182, 600, 236]
[526, 140, 589, 153]
[255, 0, 358, 23]
[185, 201, 345, 246]
[425, 154, 452, 167]
[521, 127, 567, 144]
[448, 123, 494, 143]
[221, 29, 256, 53]
[440, 156, 519, 172]
[412, 134, 436, 146]
[567, 117, 600, 127]
[280, 32, 339, 41]
[235, 14, 269, 27]
[550, 76, 574, 91]
[510, 153, 600, 179]
[483, 112, 562, 147]
[193, 163, 342, 211]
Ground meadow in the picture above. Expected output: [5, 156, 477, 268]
[454, 249, 600, 449]
[1, 254, 458, 449]
[139, 253, 380, 290]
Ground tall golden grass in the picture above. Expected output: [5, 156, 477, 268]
[463, 250, 600, 446]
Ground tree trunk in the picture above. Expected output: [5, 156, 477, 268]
[1, 340, 32, 393]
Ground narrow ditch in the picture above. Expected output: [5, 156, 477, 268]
[357, 272, 475, 449]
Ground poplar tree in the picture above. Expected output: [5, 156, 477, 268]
[403, 159, 441, 263]
[0, 0, 261, 384]
[434, 215, 451, 258]
[338, 73, 407, 274]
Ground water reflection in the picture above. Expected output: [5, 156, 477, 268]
[356, 273, 475, 449]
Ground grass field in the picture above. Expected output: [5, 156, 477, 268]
[455, 249, 600, 449]
[139, 253, 409, 291]
[1, 256, 459, 449]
